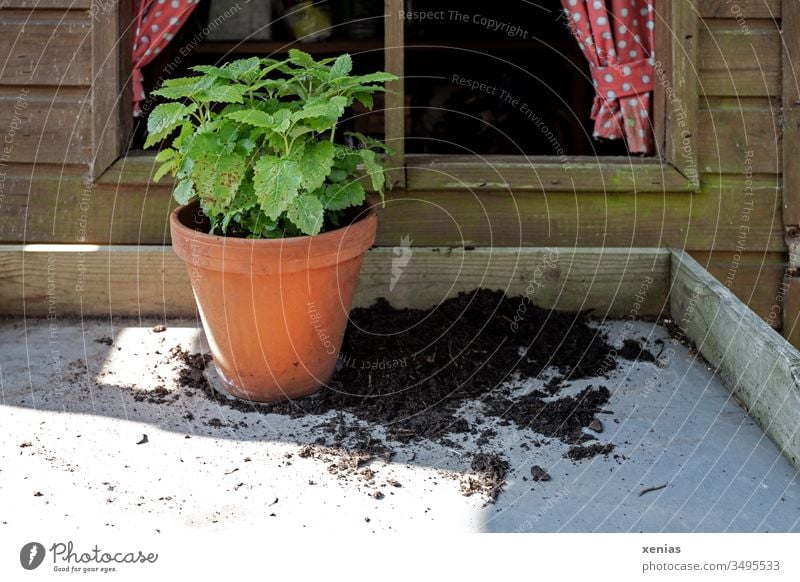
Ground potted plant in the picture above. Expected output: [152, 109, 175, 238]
[145, 51, 396, 401]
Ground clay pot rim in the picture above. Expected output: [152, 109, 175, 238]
[170, 199, 377, 248]
[169, 201, 378, 274]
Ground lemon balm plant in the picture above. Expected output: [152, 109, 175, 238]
[146, 50, 396, 237]
[151, 52, 397, 402]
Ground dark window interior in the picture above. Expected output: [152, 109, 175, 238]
[132, 0, 635, 157]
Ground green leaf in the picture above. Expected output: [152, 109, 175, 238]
[153, 160, 175, 182]
[230, 180, 258, 214]
[359, 149, 384, 192]
[298, 141, 335, 191]
[154, 148, 176, 163]
[287, 194, 324, 236]
[225, 109, 274, 128]
[253, 156, 302, 220]
[353, 92, 373, 109]
[152, 76, 215, 99]
[271, 109, 292, 132]
[329, 54, 353, 79]
[196, 83, 248, 104]
[192, 152, 247, 215]
[291, 96, 348, 123]
[351, 72, 398, 84]
[321, 181, 365, 211]
[173, 178, 195, 205]
[288, 49, 316, 68]
[145, 103, 197, 148]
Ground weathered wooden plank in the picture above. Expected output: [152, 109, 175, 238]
[0, 173, 784, 251]
[689, 250, 786, 326]
[666, 0, 700, 188]
[384, 0, 405, 188]
[0, 246, 671, 318]
[699, 0, 780, 19]
[91, 3, 123, 177]
[357, 248, 671, 315]
[782, 0, 800, 226]
[0, 244, 194, 317]
[782, 275, 800, 347]
[699, 21, 781, 96]
[0, 87, 91, 165]
[670, 249, 800, 469]
[698, 103, 781, 173]
[405, 155, 696, 192]
[0, 11, 92, 86]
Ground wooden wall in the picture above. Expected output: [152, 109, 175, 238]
[0, 0, 790, 332]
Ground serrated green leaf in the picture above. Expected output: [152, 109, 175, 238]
[298, 141, 335, 191]
[145, 103, 198, 148]
[291, 96, 348, 123]
[329, 54, 353, 79]
[271, 109, 292, 132]
[173, 178, 195, 205]
[152, 76, 215, 99]
[359, 148, 384, 192]
[184, 133, 223, 159]
[225, 109, 274, 128]
[230, 181, 258, 214]
[321, 181, 365, 211]
[192, 152, 246, 215]
[253, 156, 302, 220]
[353, 92, 373, 109]
[351, 72, 398, 84]
[288, 49, 315, 68]
[196, 83, 248, 104]
[287, 194, 324, 236]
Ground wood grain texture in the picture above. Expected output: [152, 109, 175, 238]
[698, 0, 780, 18]
[699, 20, 781, 96]
[0, 246, 671, 318]
[0, 87, 92, 165]
[689, 250, 787, 326]
[91, 3, 123, 177]
[383, 0, 405, 188]
[698, 103, 781, 173]
[0, 10, 92, 86]
[782, 275, 800, 347]
[666, 0, 700, 188]
[1, 173, 784, 250]
[405, 155, 696, 192]
[782, 0, 800, 226]
[670, 249, 800, 469]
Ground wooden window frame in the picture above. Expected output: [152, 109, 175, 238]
[99, 0, 699, 193]
[383, 0, 699, 192]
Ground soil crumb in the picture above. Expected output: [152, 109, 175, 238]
[460, 453, 510, 503]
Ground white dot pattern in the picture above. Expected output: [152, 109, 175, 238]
[560, 0, 655, 154]
[132, 0, 197, 116]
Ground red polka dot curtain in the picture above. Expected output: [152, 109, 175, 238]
[560, 0, 655, 154]
[132, 0, 199, 116]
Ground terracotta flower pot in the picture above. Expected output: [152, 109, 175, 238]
[170, 202, 377, 402]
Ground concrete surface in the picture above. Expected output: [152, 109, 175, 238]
[1, 316, 798, 533]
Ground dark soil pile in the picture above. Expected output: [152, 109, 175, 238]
[267, 289, 620, 442]
[176, 289, 657, 501]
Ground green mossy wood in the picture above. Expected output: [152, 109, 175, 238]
[144, 52, 397, 238]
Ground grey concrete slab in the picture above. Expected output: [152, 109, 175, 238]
[0, 316, 798, 533]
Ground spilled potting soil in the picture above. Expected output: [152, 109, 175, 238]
[173, 289, 657, 503]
